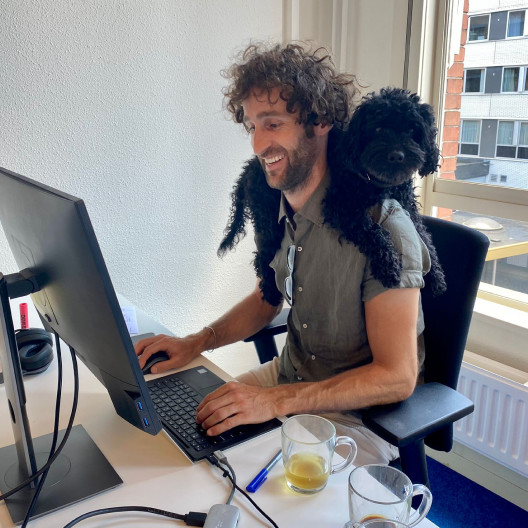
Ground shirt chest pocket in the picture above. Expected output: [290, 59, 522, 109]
[269, 241, 290, 300]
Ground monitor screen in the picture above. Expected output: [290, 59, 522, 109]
[0, 166, 161, 436]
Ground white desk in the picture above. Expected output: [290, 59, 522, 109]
[0, 299, 440, 528]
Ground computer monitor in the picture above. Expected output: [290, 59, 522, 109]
[0, 166, 162, 522]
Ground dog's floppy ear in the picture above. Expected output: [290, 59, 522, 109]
[218, 157, 265, 256]
[417, 101, 440, 176]
[335, 102, 365, 174]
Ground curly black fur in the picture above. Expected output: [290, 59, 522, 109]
[219, 87, 446, 305]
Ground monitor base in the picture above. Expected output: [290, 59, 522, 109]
[0, 424, 122, 525]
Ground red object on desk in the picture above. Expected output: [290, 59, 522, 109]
[19, 303, 28, 329]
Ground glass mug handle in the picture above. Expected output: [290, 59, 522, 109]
[330, 436, 358, 474]
[408, 483, 433, 527]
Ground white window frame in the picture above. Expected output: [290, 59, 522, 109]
[501, 66, 523, 93]
[459, 119, 481, 156]
[520, 122, 528, 159]
[496, 120, 517, 159]
[509, 121, 528, 159]
[506, 9, 527, 38]
[463, 68, 485, 93]
[467, 13, 490, 42]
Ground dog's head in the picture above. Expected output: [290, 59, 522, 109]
[340, 87, 440, 187]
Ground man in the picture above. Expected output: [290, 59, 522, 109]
[135, 43, 430, 465]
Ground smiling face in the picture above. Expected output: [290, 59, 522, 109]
[242, 88, 327, 194]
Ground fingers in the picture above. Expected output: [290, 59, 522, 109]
[134, 334, 168, 357]
[149, 358, 173, 374]
[196, 382, 266, 436]
[134, 334, 173, 369]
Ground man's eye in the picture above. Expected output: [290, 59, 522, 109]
[268, 123, 281, 130]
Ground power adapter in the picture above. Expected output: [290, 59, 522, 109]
[203, 504, 240, 528]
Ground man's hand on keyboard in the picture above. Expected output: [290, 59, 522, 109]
[195, 381, 281, 436]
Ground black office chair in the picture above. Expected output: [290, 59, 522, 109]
[244, 216, 490, 488]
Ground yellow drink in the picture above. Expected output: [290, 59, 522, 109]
[285, 453, 329, 492]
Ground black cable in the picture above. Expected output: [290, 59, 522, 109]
[21, 332, 64, 527]
[228, 477, 279, 528]
[62, 506, 207, 528]
[0, 343, 80, 502]
[208, 452, 279, 528]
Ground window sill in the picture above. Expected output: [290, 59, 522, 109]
[466, 297, 528, 374]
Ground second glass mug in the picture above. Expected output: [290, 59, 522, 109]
[281, 414, 358, 494]
[347, 464, 432, 527]
[347, 520, 412, 528]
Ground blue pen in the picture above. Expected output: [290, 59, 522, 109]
[246, 449, 282, 493]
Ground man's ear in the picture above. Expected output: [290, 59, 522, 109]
[314, 122, 334, 137]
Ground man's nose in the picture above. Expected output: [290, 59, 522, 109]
[251, 128, 269, 156]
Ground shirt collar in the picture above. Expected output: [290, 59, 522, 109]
[277, 170, 330, 227]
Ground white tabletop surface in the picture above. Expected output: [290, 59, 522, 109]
[0, 297, 440, 528]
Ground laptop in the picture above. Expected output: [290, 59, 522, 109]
[131, 335, 282, 461]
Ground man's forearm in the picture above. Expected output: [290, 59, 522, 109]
[269, 362, 416, 417]
[195, 283, 282, 354]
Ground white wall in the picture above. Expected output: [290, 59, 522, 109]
[0, 0, 282, 371]
[285, 0, 410, 91]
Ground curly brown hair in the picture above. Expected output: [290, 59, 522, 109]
[222, 42, 360, 129]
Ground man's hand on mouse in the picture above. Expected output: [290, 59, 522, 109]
[134, 333, 204, 374]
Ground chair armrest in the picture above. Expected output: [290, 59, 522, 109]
[360, 382, 474, 448]
[243, 308, 290, 364]
[243, 308, 290, 343]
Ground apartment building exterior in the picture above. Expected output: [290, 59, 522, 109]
[457, 0, 528, 189]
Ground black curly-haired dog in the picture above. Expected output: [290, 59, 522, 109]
[326, 87, 446, 295]
[218, 87, 446, 306]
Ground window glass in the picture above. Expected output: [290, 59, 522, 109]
[459, 120, 480, 155]
[450, 212, 528, 296]
[502, 67, 519, 92]
[465, 69, 483, 92]
[507, 10, 525, 37]
[431, 0, 528, 314]
[518, 123, 528, 159]
[468, 15, 489, 40]
[497, 121, 514, 145]
[461, 120, 480, 142]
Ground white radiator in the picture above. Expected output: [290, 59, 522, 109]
[455, 362, 528, 477]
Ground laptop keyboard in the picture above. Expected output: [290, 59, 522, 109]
[148, 376, 212, 452]
[148, 373, 276, 460]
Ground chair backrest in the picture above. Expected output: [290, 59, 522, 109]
[421, 216, 489, 450]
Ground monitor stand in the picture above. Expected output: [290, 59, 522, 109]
[0, 425, 122, 524]
[0, 272, 122, 524]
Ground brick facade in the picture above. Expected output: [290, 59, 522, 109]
[437, 0, 469, 219]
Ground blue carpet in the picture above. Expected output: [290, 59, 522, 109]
[426, 456, 528, 528]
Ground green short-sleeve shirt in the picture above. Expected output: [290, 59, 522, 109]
[270, 173, 431, 385]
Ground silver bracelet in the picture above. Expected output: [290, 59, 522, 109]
[204, 326, 216, 353]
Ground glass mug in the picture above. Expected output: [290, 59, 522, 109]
[347, 465, 432, 527]
[346, 519, 411, 528]
[281, 414, 357, 494]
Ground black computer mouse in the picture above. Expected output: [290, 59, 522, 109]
[142, 350, 170, 374]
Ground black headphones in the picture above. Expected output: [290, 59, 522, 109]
[15, 328, 54, 375]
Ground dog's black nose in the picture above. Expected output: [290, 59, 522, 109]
[388, 150, 405, 163]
